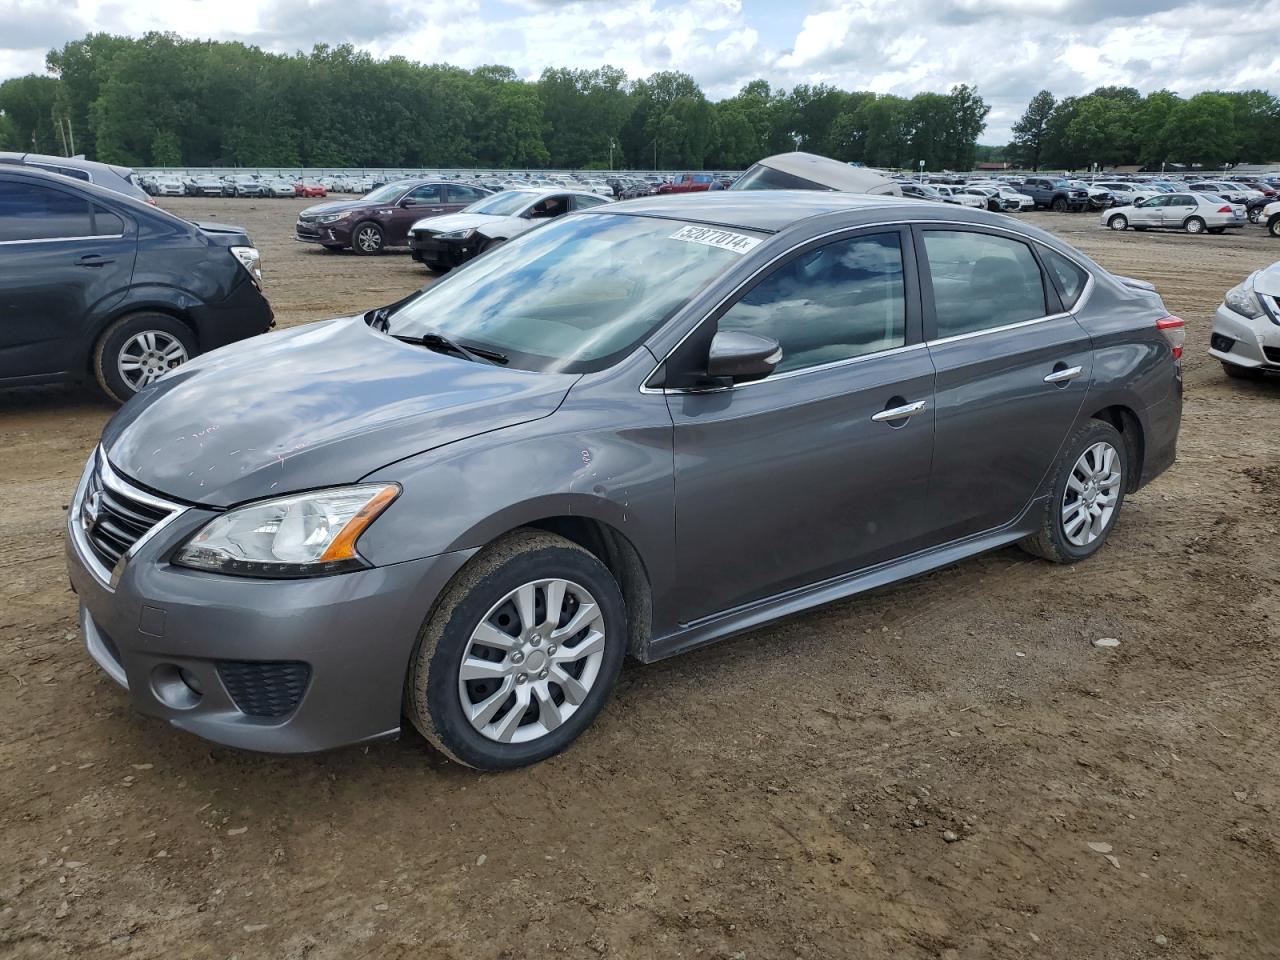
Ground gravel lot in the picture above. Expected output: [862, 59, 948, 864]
[2, 198, 1278, 960]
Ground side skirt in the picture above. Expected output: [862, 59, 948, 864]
[642, 496, 1048, 663]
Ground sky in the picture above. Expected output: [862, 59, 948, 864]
[2, 0, 1277, 142]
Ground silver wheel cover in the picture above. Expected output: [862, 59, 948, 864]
[357, 226, 381, 251]
[1061, 441, 1122, 547]
[117, 331, 189, 389]
[458, 578, 606, 744]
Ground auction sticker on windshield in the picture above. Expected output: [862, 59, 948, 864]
[669, 225, 761, 254]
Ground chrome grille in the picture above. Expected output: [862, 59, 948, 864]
[74, 451, 183, 583]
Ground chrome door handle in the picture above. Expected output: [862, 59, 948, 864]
[1044, 365, 1083, 384]
[871, 400, 928, 423]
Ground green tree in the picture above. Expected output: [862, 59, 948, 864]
[1010, 90, 1055, 170]
[1161, 93, 1236, 168]
[0, 75, 62, 153]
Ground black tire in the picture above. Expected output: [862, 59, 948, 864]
[1107, 214, 1128, 231]
[1269, 215, 1280, 238]
[406, 530, 627, 770]
[93, 312, 198, 405]
[1222, 361, 1263, 381]
[1184, 216, 1206, 234]
[1018, 419, 1128, 564]
[1051, 197, 1068, 212]
[350, 221, 385, 255]
[1248, 208, 1262, 224]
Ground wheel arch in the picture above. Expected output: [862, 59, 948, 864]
[85, 300, 200, 373]
[1090, 404, 1145, 492]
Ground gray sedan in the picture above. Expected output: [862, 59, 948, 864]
[67, 192, 1184, 769]
[1103, 192, 1246, 234]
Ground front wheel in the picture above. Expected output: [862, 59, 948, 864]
[1019, 420, 1127, 564]
[93, 313, 197, 404]
[351, 221, 385, 254]
[1268, 215, 1280, 238]
[1248, 207, 1262, 224]
[1051, 197, 1068, 212]
[406, 530, 627, 770]
[1184, 216, 1206, 234]
[1108, 214, 1128, 231]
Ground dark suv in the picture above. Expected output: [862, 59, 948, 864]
[1021, 177, 1090, 212]
[295, 180, 492, 254]
[0, 167, 272, 403]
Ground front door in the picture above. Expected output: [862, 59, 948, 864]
[667, 228, 936, 623]
[916, 227, 1093, 543]
[0, 178, 136, 379]
[389, 183, 449, 243]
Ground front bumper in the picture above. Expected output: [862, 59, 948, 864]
[295, 220, 351, 246]
[65, 454, 474, 753]
[1209, 302, 1280, 370]
[409, 233, 475, 267]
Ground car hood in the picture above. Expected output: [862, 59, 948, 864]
[299, 199, 374, 217]
[410, 212, 512, 234]
[101, 317, 578, 507]
[1254, 262, 1280, 297]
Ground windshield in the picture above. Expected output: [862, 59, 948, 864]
[362, 182, 410, 203]
[465, 191, 538, 216]
[387, 213, 759, 373]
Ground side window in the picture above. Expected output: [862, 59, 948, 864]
[717, 232, 907, 375]
[406, 184, 445, 204]
[0, 182, 94, 242]
[448, 185, 485, 204]
[1171, 194, 1195, 205]
[923, 231, 1047, 339]
[529, 195, 570, 218]
[1039, 247, 1089, 310]
[92, 204, 124, 236]
[573, 194, 608, 209]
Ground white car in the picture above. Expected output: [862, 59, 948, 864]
[995, 185, 1035, 210]
[408, 188, 611, 272]
[152, 175, 185, 197]
[1209, 261, 1280, 379]
[1190, 181, 1260, 204]
[581, 179, 614, 197]
[1263, 199, 1280, 237]
[1102, 191, 1246, 234]
[932, 185, 985, 209]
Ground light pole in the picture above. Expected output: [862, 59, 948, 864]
[609, 137, 616, 171]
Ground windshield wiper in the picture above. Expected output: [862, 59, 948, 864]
[394, 331, 508, 366]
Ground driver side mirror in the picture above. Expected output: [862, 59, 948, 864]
[707, 331, 782, 384]
[401, 197, 421, 207]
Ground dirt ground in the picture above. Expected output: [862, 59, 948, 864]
[2, 197, 1278, 960]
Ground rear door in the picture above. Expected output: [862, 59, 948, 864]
[0, 178, 136, 379]
[1164, 193, 1198, 228]
[915, 226, 1093, 544]
[445, 183, 488, 212]
[666, 228, 936, 622]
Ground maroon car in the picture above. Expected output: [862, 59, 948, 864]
[657, 173, 717, 195]
[295, 180, 492, 254]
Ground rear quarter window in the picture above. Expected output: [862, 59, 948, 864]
[1039, 247, 1089, 310]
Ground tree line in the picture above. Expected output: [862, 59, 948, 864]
[0, 32, 990, 171]
[1010, 86, 1280, 171]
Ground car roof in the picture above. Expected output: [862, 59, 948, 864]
[0, 164, 160, 214]
[585, 190, 903, 233]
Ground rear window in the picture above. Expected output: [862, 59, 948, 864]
[732, 163, 835, 192]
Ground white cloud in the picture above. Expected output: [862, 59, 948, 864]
[1, 0, 1277, 142]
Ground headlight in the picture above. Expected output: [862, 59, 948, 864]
[230, 245, 263, 285]
[173, 484, 399, 578]
[314, 212, 349, 224]
[436, 228, 477, 240]
[1224, 279, 1263, 319]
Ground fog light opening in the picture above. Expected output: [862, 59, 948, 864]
[151, 663, 203, 710]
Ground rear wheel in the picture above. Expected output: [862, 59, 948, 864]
[351, 221, 385, 255]
[1184, 216, 1206, 234]
[93, 312, 197, 404]
[1108, 214, 1128, 231]
[1019, 420, 1127, 564]
[406, 530, 627, 770]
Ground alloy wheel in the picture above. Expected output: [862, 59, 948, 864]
[117, 331, 188, 390]
[356, 226, 382, 252]
[457, 578, 607, 744]
[1061, 441, 1122, 547]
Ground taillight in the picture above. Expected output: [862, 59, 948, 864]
[1217, 205, 1233, 213]
[1156, 316, 1185, 360]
